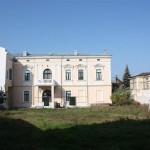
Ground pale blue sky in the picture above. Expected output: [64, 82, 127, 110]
[0, 0, 150, 79]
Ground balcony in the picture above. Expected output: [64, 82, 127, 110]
[36, 79, 56, 86]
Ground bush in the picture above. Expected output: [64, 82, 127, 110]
[0, 91, 5, 104]
[131, 100, 140, 106]
[111, 85, 132, 105]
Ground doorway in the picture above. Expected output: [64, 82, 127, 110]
[42, 90, 51, 106]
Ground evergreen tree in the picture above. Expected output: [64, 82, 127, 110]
[123, 65, 131, 88]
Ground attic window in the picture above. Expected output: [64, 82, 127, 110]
[67, 59, 70, 61]
[46, 59, 49, 61]
[97, 59, 100, 61]
[79, 59, 82, 61]
[26, 60, 30, 62]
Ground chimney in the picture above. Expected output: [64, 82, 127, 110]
[23, 51, 28, 56]
[73, 50, 78, 55]
[104, 49, 107, 55]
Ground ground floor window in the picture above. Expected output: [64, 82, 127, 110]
[24, 91, 29, 102]
[66, 91, 71, 101]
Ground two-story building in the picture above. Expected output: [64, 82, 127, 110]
[130, 72, 150, 104]
[0, 47, 112, 108]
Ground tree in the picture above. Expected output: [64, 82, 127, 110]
[0, 90, 6, 104]
[123, 65, 131, 88]
[110, 85, 132, 105]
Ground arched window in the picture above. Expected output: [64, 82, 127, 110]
[43, 69, 52, 79]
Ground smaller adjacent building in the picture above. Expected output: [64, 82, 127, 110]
[130, 72, 150, 104]
[0, 47, 14, 93]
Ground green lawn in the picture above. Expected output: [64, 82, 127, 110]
[0, 105, 150, 150]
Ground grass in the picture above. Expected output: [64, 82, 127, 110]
[0, 105, 150, 149]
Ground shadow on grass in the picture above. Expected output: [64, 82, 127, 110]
[0, 117, 150, 150]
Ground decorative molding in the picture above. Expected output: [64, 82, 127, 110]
[63, 64, 74, 68]
[94, 64, 104, 68]
[75, 64, 87, 68]
[24, 64, 33, 69]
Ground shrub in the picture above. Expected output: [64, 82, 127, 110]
[111, 85, 132, 105]
[0, 91, 5, 104]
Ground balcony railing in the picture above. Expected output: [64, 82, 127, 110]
[36, 79, 56, 86]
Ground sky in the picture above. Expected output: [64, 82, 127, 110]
[0, 0, 150, 79]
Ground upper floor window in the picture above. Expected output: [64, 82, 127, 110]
[96, 69, 102, 80]
[24, 91, 29, 102]
[78, 69, 83, 80]
[66, 91, 71, 101]
[67, 59, 70, 61]
[6, 70, 8, 79]
[79, 59, 82, 61]
[43, 69, 52, 79]
[145, 82, 149, 89]
[9, 69, 12, 80]
[97, 59, 100, 61]
[25, 70, 30, 81]
[66, 69, 71, 80]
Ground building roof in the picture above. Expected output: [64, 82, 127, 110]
[131, 72, 150, 78]
[13, 52, 112, 58]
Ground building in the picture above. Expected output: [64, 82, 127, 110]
[130, 72, 150, 104]
[0, 47, 112, 108]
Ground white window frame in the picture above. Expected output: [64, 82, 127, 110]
[24, 70, 30, 81]
[96, 69, 102, 80]
[65, 69, 71, 80]
[23, 91, 30, 102]
[78, 69, 84, 80]
[66, 90, 71, 101]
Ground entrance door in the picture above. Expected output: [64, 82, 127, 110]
[42, 90, 51, 106]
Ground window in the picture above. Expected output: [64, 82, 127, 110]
[24, 91, 29, 102]
[66, 69, 71, 80]
[96, 69, 102, 80]
[26, 60, 30, 62]
[25, 70, 30, 81]
[67, 59, 70, 61]
[66, 91, 71, 101]
[46, 59, 49, 61]
[6, 70, 8, 79]
[14, 59, 17, 62]
[97, 59, 100, 61]
[78, 69, 83, 80]
[79, 59, 82, 61]
[145, 82, 149, 89]
[43, 69, 52, 79]
[9, 69, 12, 80]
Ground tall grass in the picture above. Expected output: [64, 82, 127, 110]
[0, 105, 150, 150]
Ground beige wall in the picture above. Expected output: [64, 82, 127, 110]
[130, 75, 150, 104]
[12, 55, 112, 107]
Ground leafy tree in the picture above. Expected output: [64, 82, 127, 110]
[0, 90, 6, 104]
[110, 85, 132, 105]
[123, 65, 131, 88]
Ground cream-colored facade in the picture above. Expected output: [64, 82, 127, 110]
[0, 47, 112, 108]
[130, 72, 150, 104]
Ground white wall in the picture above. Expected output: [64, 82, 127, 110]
[0, 47, 7, 91]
